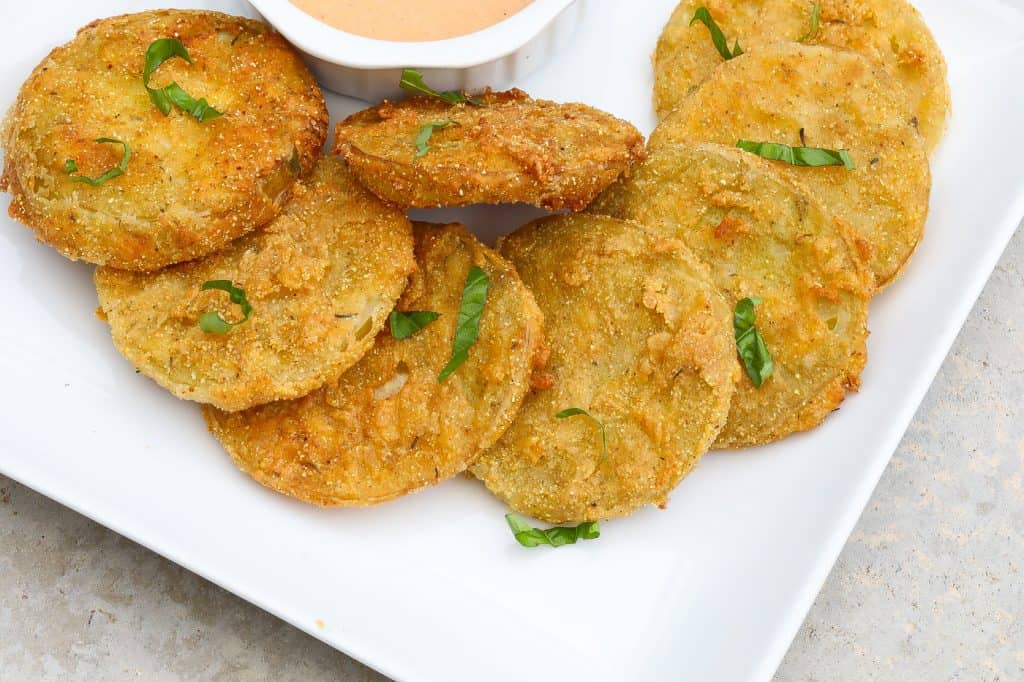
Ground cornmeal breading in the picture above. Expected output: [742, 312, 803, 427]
[2, 10, 328, 270]
[95, 158, 414, 411]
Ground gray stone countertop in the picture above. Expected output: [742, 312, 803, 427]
[2, 228, 1022, 681]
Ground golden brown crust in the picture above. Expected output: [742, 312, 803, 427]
[653, 0, 951, 151]
[204, 223, 547, 507]
[649, 43, 931, 289]
[2, 10, 329, 270]
[331, 89, 646, 211]
[591, 143, 872, 448]
[471, 214, 738, 523]
[95, 157, 414, 411]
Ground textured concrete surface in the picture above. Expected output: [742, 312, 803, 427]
[2, 227, 1023, 681]
[776, 225, 1024, 682]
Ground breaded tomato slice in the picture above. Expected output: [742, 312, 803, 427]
[204, 223, 546, 507]
[95, 157, 414, 411]
[592, 143, 872, 448]
[2, 10, 328, 270]
[653, 0, 950, 151]
[471, 214, 737, 524]
[650, 43, 930, 288]
[332, 89, 645, 211]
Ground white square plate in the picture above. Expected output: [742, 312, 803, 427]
[2, 1, 1022, 680]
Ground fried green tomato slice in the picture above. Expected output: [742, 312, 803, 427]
[331, 89, 646, 211]
[470, 214, 738, 524]
[591, 143, 873, 448]
[95, 157, 414, 412]
[203, 223, 546, 507]
[1, 10, 328, 271]
[653, 0, 950, 151]
[649, 43, 930, 289]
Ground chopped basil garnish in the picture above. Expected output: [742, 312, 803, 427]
[556, 408, 608, 463]
[144, 38, 222, 122]
[390, 310, 439, 339]
[199, 280, 252, 334]
[505, 513, 600, 548]
[438, 266, 489, 382]
[736, 140, 855, 170]
[690, 7, 743, 60]
[399, 69, 482, 106]
[798, 3, 822, 43]
[734, 297, 774, 388]
[65, 137, 131, 186]
[415, 121, 459, 158]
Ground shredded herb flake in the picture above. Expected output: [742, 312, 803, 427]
[399, 69, 482, 106]
[736, 140, 855, 170]
[556, 408, 608, 463]
[438, 266, 489, 382]
[798, 3, 822, 43]
[505, 514, 601, 548]
[415, 121, 459, 158]
[734, 297, 774, 388]
[390, 310, 440, 339]
[690, 7, 743, 60]
[144, 38, 222, 122]
[199, 280, 252, 334]
[65, 138, 131, 186]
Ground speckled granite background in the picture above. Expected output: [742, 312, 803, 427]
[2, 227, 1022, 681]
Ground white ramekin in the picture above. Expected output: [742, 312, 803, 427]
[244, 0, 584, 102]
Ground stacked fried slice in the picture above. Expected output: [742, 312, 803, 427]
[592, 144, 872, 448]
[1, 2, 950, 526]
[654, 0, 950, 151]
[650, 43, 931, 288]
[204, 223, 546, 506]
[95, 157, 415, 411]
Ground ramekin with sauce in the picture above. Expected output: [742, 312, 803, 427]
[244, 0, 584, 101]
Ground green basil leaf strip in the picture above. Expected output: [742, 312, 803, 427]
[399, 68, 482, 106]
[438, 266, 489, 382]
[690, 7, 743, 60]
[556, 407, 608, 463]
[415, 121, 459, 158]
[163, 82, 221, 123]
[505, 514, 601, 548]
[734, 297, 775, 388]
[736, 140, 855, 170]
[390, 310, 440, 339]
[199, 279, 253, 334]
[798, 3, 822, 43]
[65, 137, 131, 186]
[144, 38, 222, 122]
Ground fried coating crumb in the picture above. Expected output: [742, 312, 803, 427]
[332, 89, 646, 211]
[95, 157, 414, 411]
[471, 214, 737, 524]
[203, 223, 547, 507]
[1, 10, 328, 270]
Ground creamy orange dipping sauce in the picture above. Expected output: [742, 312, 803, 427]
[291, 0, 536, 42]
